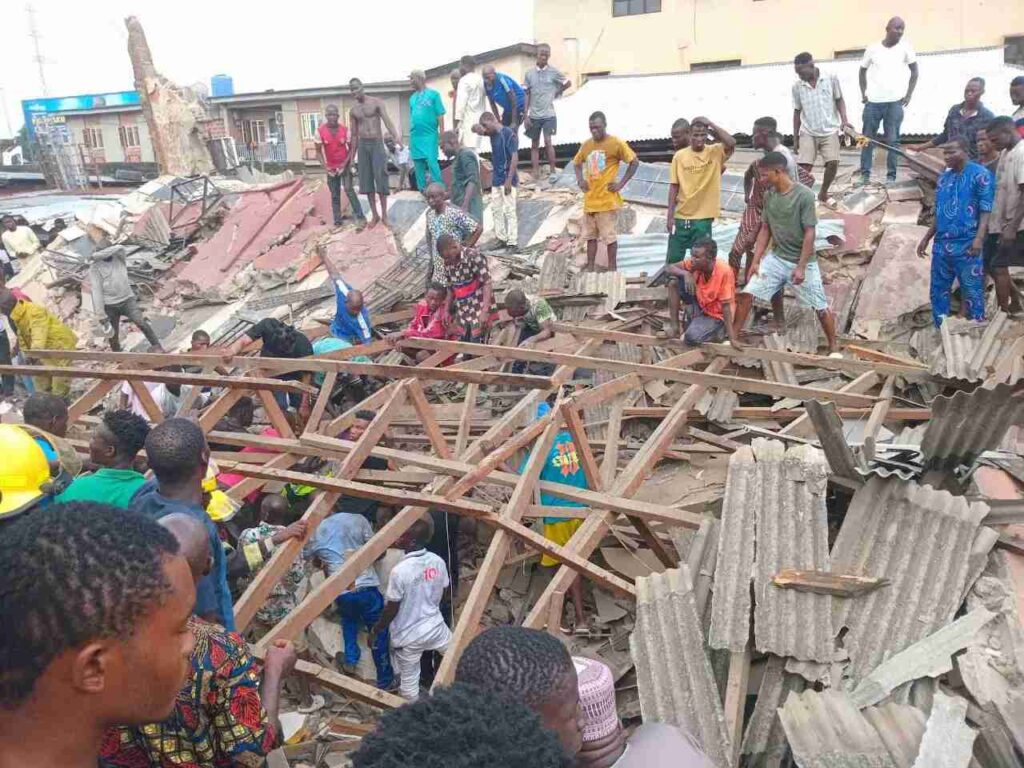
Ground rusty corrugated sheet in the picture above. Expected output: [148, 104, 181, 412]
[631, 567, 733, 768]
[752, 440, 834, 663]
[831, 477, 989, 684]
[740, 655, 806, 765]
[920, 383, 1024, 471]
[779, 689, 926, 768]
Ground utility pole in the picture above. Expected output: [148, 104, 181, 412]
[26, 4, 48, 96]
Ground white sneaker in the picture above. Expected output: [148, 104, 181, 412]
[828, 351, 843, 359]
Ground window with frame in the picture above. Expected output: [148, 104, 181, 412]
[690, 59, 742, 71]
[612, 0, 661, 17]
[834, 48, 866, 60]
[83, 127, 104, 149]
[118, 125, 140, 148]
[300, 112, 321, 141]
[241, 119, 267, 145]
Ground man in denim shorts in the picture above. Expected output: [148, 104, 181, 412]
[731, 152, 840, 355]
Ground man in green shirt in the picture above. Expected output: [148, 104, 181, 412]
[504, 288, 556, 348]
[731, 151, 840, 355]
[58, 409, 150, 507]
[441, 130, 483, 223]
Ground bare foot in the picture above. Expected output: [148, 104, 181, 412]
[368, 216, 381, 229]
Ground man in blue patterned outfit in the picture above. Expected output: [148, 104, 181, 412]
[917, 138, 994, 327]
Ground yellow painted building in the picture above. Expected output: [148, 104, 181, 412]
[534, 0, 1024, 83]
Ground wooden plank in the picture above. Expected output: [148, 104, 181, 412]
[0, 364, 317, 394]
[780, 371, 879, 439]
[68, 378, 120, 424]
[257, 388, 297, 440]
[396, 339, 879, 407]
[434, 411, 567, 687]
[128, 379, 165, 424]
[845, 344, 928, 369]
[687, 426, 743, 452]
[321, 382, 401, 438]
[455, 382, 479, 456]
[560, 403, 604, 492]
[600, 395, 627, 488]
[267, 655, 404, 710]
[174, 364, 213, 417]
[406, 379, 452, 460]
[724, 648, 751, 766]
[304, 369, 337, 435]
[524, 358, 729, 630]
[619, 405, 931, 423]
[862, 375, 895, 462]
[225, 452, 300, 502]
[771, 569, 891, 597]
[198, 388, 247, 433]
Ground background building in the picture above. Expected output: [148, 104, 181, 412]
[534, 0, 1024, 83]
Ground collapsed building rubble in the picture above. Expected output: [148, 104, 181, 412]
[2, 143, 1024, 767]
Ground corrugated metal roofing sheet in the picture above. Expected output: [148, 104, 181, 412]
[741, 655, 806, 764]
[550, 47, 1020, 146]
[911, 690, 977, 768]
[752, 440, 834, 663]
[806, 400, 864, 482]
[831, 478, 990, 684]
[928, 313, 1024, 383]
[631, 567, 733, 768]
[920, 384, 1024, 471]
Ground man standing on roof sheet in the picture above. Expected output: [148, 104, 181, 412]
[573, 111, 639, 273]
[909, 78, 994, 160]
[1010, 76, 1024, 138]
[916, 139, 992, 328]
[731, 152, 841, 355]
[349, 78, 400, 228]
[792, 52, 853, 205]
[316, 104, 365, 227]
[408, 70, 446, 191]
[483, 64, 526, 129]
[442, 130, 484, 222]
[983, 116, 1024, 315]
[454, 56, 487, 153]
[479, 111, 520, 251]
[89, 244, 164, 352]
[666, 116, 736, 268]
[670, 118, 691, 152]
[858, 16, 918, 185]
[524, 43, 571, 185]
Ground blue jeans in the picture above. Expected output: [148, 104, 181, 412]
[860, 101, 904, 180]
[335, 587, 393, 688]
[677, 280, 726, 345]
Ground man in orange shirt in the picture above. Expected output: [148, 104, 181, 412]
[665, 237, 741, 346]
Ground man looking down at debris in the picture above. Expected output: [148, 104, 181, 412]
[226, 316, 314, 415]
[479, 110, 520, 251]
[0, 286, 78, 397]
[441, 130, 483, 222]
[436, 233, 496, 343]
[984, 115, 1024, 315]
[349, 78, 399, 228]
[916, 139, 992, 327]
[0, 502, 195, 768]
[665, 237, 741, 347]
[131, 417, 236, 631]
[574, 111, 639, 272]
[57, 409, 150, 507]
[369, 513, 450, 701]
[504, 288, 556, 348]
[89, 244, 164, 352]
[325, 255, 373, 345]
[102, 513, 297, 768]
[731, 152, 840, 355]
[424, 182, 482, 288]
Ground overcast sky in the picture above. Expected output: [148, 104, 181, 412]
[0, 1, 535, 136]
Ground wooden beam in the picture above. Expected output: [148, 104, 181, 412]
[780, 371, 879, 439]
[257, 389, 296, 440]
[225, 453, 300, 502]
[0, 364, 317, 394]
[406, 379, 452, 459]
[560, 402, 603, 492]
[198, 388, 247, 433]
[174, 364, 213, 417]
[862, 375, 895, 462]
[304, 370, 337, 434]
[455, 382, 478, 456]
[396, 339, 879, 407]
[771, 569, 890, 597]
[600, 395, 627, 488]
[68, 378, 120, 424]
[845, 344, 927, 369]
[618, 405, 931, 423]
[253, 654, 405, 710]
[128, 379, 165, 424]
[724, 647, 751, 766]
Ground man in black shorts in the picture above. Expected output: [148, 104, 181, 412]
[349, 78, 399, 228]
[984, 116, 1024, 313]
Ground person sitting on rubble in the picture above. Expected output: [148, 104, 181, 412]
[352, 683, 574, 768]
[325, 253, 374, 345]
[130, 418, 236, 631]
[303, 493, 395, 691]
[424, 182, 483, 289]
[0, 214, 41, 259]
[664, 237, 742, 347]
[436, 232, 497, 344]
[388, 282, 455, 363]
[0, 502, 196, 768]
[101, 513, 297, 768]
[0, 287, 78, 397]
[731, 152, 841, 356]
[455, 625, 715, 768]
[369, 513, 450, 701]
[916, 138, 993, 327]
[225, 316, 314, 416]
[57, 409, 149, 508]
[89, 244, 164, 352]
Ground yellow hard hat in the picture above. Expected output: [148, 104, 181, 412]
[0, 424, 52, 518]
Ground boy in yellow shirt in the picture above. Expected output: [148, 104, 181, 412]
[572, 111, 639, 272]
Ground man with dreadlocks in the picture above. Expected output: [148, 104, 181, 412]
[58, 410, 150, 507]
[352, 683, 573, 768]
[0, 502, 196, 768]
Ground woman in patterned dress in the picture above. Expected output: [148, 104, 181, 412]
[437, 233, 497, 343]
[424, 182, 482, 287]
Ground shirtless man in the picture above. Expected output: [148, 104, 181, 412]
[349, 78, 400, 228]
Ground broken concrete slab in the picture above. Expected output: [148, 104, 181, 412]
[910, 690, 977, 768]
[850, 607, 997, 708]
[850, 224, 931, 339]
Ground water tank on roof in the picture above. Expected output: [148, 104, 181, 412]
[211, 74, 234, 97]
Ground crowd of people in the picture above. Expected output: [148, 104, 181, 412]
[2, 17, 1024, 768]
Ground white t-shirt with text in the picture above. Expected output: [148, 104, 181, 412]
[860, 40, 916, 103]
[385, 549, 450, 647]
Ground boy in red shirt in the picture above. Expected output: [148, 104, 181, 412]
[390, 283, 454, 363]
[316, 104, 365, 227]
[665, 237, 741, 346]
